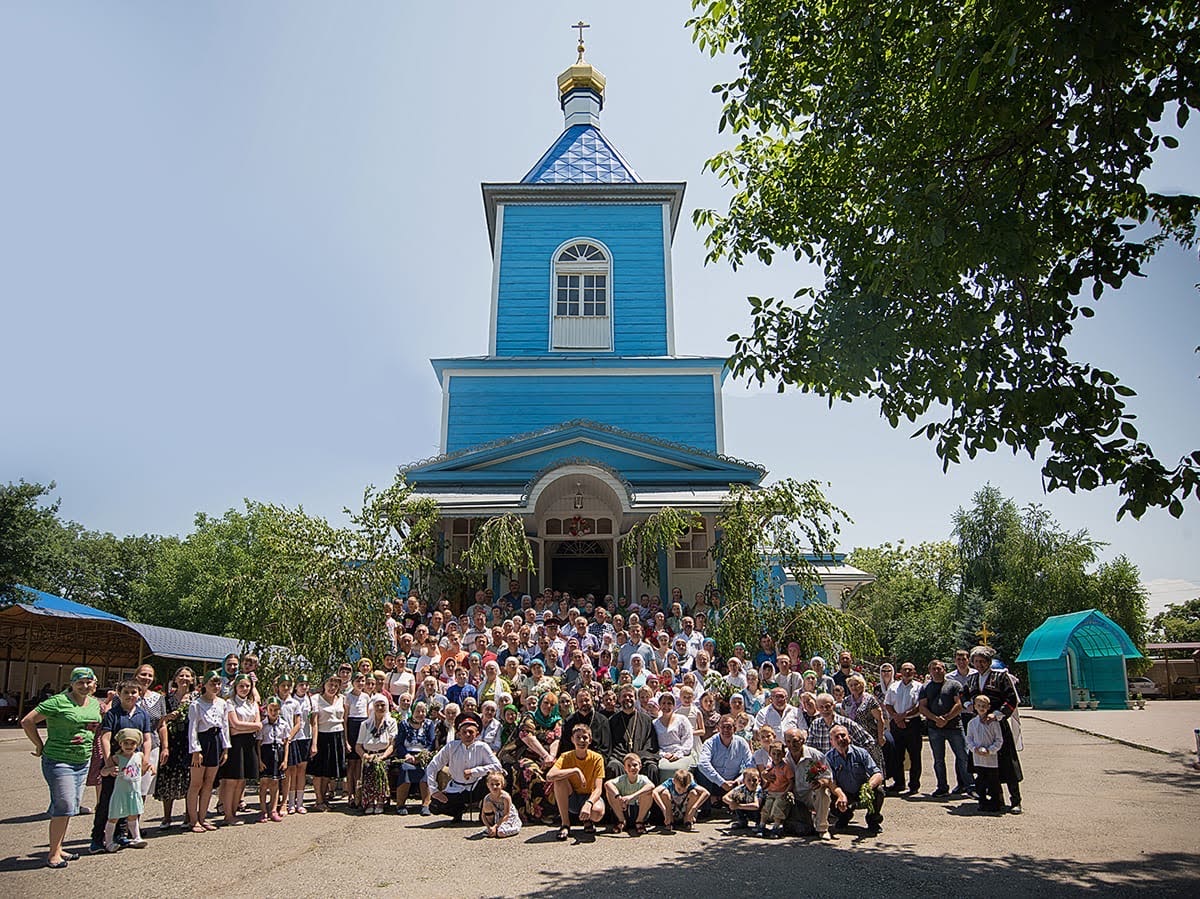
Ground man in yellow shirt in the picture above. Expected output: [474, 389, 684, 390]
[547, 723, 607, 840]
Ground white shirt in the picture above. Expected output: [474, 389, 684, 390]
[654, 713, 695, 758]
[344, 690, 371, 718]
[187, 696, 231, 753]
[260, 717, 291, 746]
[424, 739, 502, 793]
[387, 670, 416, 699]
[229, 697, 259, 724]
[755, 704, 801, 740]
[885, 680, 922, 716]
[313, 694, 346, 733]
[480, 718, 502, 752]
[286, 694, 313, 741]
[356, 715, 399, 753]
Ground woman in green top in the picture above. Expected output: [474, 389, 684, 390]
[21, 666, 102, 869]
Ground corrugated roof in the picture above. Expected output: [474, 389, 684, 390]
[14, 585, 127, 621]
[1015, 608, 1142, 662]
[522, 125, 641, 184]
[13, 584, 245, 662]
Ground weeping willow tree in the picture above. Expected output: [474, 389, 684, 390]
[619, 507, 705, 588]
[228, 473, 447, 683]
[619, 478, 879, 660]
[460, 513, 536, 583]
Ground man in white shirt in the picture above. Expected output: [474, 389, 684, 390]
[755, 687, 801, 741]
[426, 712, 502, 822]
[679, 617, 705, 658]
[884, 662, 923, 793]
[776, 654, 803, 698]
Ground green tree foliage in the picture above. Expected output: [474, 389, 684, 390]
[712, 598, 881, 666]
[846, 540, 961, 665]
[621, 508, 705, 589]
[0, 480, 64, 603]
[851, 488, 1150, 667]
[0, 480, 160, 616]
[1150, 596, 1200, 643]
[715, 480, 849, 605]
[460, 513, 536, 582]
[953, 485, 1021, 606]
[689, 0, 1200, 519]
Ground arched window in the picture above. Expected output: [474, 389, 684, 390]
[552, 240, 612, 350]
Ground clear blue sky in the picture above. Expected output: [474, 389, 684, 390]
[2, 3, 1197, 611]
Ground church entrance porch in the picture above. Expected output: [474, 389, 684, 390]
[547, 538, 610, 598]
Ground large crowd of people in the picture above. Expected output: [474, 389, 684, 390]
[20, 584, 1025, 868]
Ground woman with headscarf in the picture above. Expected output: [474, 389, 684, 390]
[512, 691, 562, 823]
[22, 666, 101, 868]
[154, 666, 196, 829]
[478, 660, 509, 704]
[654, 692, 695, 782]
[393, 700, 437, 815]
[963, 646, 1024, 813]
[356, 697, 397, 814]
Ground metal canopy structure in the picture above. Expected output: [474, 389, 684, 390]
[1, 586, 247, 717]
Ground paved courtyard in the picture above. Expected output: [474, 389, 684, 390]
[1, 717, 1198, 897]
[1024, 700, 1199, 755]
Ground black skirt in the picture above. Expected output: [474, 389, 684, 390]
[218, 732, 258, 780]
[310, 730, 347, 779]
[260, 743, 286, 780]
[346, 717, 367, 759]
[196, 728, 222, 768]
[290, 738, 311, 766]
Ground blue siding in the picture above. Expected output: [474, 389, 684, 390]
[496, 204, 667, 357]
[446, 374, 715, 453]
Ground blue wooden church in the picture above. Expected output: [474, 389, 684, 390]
[403, 46, 872, 606]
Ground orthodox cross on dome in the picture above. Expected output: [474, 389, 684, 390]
[976, 621, 994, 646]
[572, 20, 590, 61]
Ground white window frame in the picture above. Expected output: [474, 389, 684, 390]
[549, 237, 614, 351]
[673, 518, 711, 571]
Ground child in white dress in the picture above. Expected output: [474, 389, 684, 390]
[481, 770, 521, 838]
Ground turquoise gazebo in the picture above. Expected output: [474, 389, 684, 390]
[1015, 609, 1143, 710]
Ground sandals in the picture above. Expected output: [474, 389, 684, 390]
[201, 821, 218, 831]
[47, 859, 68, 869]
[556, 825, 570, 841]
[663, 821, 675, 833]
[606, 823, 624, 834]
[583, 821, 596, 834]
[635, 822, 648, 835]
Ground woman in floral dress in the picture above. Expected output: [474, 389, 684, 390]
[509, 692, 561, 823]
[153, 667, 196, 828]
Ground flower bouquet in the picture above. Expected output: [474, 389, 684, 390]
[805, 759, 830, 786]
[858, 781, 876, 813]
[704, 671, 734, 701]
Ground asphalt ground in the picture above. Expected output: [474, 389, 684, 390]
[1, 718, 1198, 898]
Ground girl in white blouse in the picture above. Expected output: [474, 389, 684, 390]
[653, 692, 696, 782]
[186, 671, 230, 832]
[217, 676, 261, 825]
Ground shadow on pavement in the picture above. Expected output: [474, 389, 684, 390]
[524, 844, 1200, 898]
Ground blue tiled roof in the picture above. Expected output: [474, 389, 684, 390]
[522, 125, 641, 184]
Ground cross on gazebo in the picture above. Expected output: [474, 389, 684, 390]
[976, 621, 995, 646]
[572, 20, 590, 60]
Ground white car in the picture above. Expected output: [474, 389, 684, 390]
[1127, 676, 1162, 698]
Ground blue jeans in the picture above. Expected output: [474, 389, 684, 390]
[41, 756, 88, 817]
[927, 725, 970, 792]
